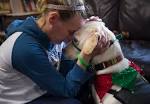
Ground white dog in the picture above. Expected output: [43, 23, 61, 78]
[64, 21, 145, 104]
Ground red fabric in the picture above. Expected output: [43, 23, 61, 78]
[129, 61, 145, 75]
[94, 74, 112, 100]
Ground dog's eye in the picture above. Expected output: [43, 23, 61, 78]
[72, 37, 79, 45]
[73, 37, 79, 45]
[73, 38, 78, 43]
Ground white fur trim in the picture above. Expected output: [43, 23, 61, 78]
[102, 85, 122, 104]
[111, 85, 122, 92]
[96, 58, 129, 75]
[91, 84, 122, 104]
[102, 93, 122, 104]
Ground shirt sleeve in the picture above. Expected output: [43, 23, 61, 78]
[12, 36, 92, 97]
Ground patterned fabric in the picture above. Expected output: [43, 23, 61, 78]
[112, 66, 138, 90]
[112, 61, 144, 90]
[94, 74, 112, 99]
[94, 60, 144, 100]
[47, 42, 66, 70]
[129, 61, 144, 75]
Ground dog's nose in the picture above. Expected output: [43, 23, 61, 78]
[109, 40, 114, 47]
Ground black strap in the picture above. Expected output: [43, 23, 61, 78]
[72, 39, 81, 52]
[108, 89, 118, 95]
[94, 63, 104, 71]
[108, 89, 127, 104]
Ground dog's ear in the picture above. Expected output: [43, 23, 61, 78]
[82, 30, 99, 55]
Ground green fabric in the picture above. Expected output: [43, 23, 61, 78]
[77, 54, 90, 68]
[116, 34, 124, 40]
[112, 67, 138, 90]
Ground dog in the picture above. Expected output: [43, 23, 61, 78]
[64, 21, 146, 104]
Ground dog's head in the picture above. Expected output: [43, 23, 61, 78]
[64, 21, 123, 65]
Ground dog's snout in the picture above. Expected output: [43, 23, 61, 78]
[109, 40, 114, 46]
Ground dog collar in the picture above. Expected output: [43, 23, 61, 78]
[94, 55, 123, 71]
[72, 39, 81, 52]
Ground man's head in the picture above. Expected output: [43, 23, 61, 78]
[37, 0, 87, 44]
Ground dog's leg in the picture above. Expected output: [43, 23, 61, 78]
[102, 93, 122, 104]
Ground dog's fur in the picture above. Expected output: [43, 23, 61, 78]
[64, 21, 144, 104]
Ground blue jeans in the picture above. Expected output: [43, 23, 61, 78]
[27, 95, 81, 104]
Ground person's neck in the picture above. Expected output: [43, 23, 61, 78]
[37, 17, 53, 42]
[36, 17, 48, 33]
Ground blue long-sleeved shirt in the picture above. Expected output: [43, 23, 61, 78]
[2, 16, 92, 100]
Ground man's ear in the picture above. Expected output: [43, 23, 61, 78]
[48, 11, 60, 24]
